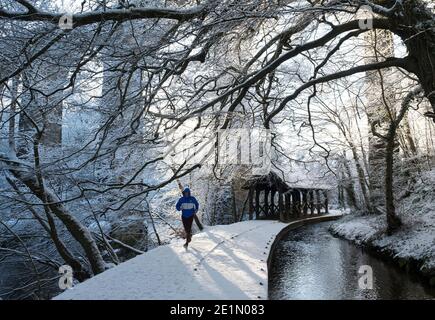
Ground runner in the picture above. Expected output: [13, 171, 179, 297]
[175, 187, 199, 249]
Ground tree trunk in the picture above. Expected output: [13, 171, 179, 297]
[385, 127, 402, 234]
[396, 0, 435, 119]
[349, 142, 373, 213]
[1, 154, 106, 275]
[399, 114, 418, 156]
[342, 157, 359, 210]
[6, 176, 90, 281]
[8, 77, 19, 151]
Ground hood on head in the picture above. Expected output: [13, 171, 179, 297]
[182, 187, 191, 197]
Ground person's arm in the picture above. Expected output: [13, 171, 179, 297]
[175, 198, 182, 211]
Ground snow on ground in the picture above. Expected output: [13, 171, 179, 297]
[55, 220, 285, 300]
[330, 169, 435, 275]
[55, 214, 341, 300]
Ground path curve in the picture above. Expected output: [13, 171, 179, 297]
[55, 213, 342, 300]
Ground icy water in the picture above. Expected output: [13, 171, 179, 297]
[269, 221, 435, 300]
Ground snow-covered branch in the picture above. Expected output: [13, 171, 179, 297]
[0, 3, 208, 27]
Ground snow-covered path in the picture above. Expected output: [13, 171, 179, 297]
[55, 214, 341, 300]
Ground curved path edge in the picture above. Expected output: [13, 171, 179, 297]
[266, 213, 343, 299]
[54, 213, 342, 300]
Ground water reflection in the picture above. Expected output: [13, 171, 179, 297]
[269, 221, 435, 300]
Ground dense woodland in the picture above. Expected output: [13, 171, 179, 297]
[0, 0, 434, 299]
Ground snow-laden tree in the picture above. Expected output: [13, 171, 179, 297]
[0, 0, 434, 298]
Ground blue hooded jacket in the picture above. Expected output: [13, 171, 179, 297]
[176, 188, 199, 218]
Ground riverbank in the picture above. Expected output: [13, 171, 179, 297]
[329, 168, 435, 287]
[330, 214, 435, 286]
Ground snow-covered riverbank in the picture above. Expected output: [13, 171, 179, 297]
[330, 170, 435, 285]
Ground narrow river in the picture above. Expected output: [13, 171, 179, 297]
[268, 221, 435, 300]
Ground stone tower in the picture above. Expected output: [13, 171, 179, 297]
[18, 45, 69, 155]
[364, 29, 398, 212]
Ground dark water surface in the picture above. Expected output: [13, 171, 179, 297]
[268, 221, 435, 300]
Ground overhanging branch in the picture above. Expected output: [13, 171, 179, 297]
[0, 3, 207, 27]
[264, 57, 409, 127]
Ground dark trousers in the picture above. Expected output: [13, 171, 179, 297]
[182, 215, 194, 242]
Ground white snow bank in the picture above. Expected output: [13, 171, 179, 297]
[331, 213, 435, 273]
[331, 169, 435, 273]
[55, 214, 342, 300]
[331, 215, 383, 245]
